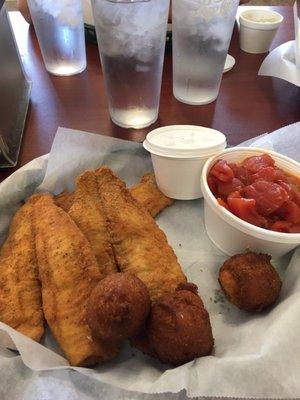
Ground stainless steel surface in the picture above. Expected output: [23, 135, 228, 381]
[0, 4, 31, 167]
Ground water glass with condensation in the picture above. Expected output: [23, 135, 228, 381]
[27, 0, 87, 76]
[91, 0, 170, 129]
[172, 0, 239, 105]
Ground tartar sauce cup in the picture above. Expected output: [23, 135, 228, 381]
[143, 125, 226, 200]
[239, 9, 283, 54]
[201, 147, 300, 258]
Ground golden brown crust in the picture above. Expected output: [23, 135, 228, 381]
[95, 166, 187, 302]
[145, 289, 214, 365]
[0, 198, 44, 342]
[87, 273, 150, 343]
[219, 252, 282, 312]
[68, 171, 117, 277]
[130, 173, 174, 217]
[55, 172, 173, 218]
[54, 191, 74, 212]
[33, 194, 119, 366]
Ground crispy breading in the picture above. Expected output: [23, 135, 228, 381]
[55, 172, 173, 218]
[146, 285, 214, 365]
[0, 197, 44, 341]
[54, 191, 74, 212]
[33, 194, 119, 366]
[130, 173, 174, 217]
[219, 252, 282, 312]
[68, 171, 117, 277]
[95, 167, 186, 302]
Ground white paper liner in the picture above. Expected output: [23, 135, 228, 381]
[258, 3, 300, 87]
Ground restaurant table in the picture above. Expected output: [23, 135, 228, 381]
[0, 5, 299, 183]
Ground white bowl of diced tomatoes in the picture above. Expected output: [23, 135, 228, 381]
[200, 147, 300, 258]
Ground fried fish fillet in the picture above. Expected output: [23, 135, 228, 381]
[55, 191, 74, 212]
[68, 171, 117, 276]
[33, 194, 119, 366]
[130, 173, 174, 217]
[55, 173, 173, 217]
[0, 198, 44, 341]
[95, 167, 187, 302]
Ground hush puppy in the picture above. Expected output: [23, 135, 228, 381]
[219, 252, 282, 312]
[87, 273, 151, 343]
[134, 283, 214, 365]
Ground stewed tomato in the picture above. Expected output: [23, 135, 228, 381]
[208, 154, 300, 233]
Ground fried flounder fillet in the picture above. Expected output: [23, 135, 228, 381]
[130, 173, 174, 217]
[68, 171, 117, 277]
[95, 167, 186, 302]
[33, 194, 118, 366]
[55, 191, 74, 212]
[55, 173, 173, 217]
[0, 198, 44, 341]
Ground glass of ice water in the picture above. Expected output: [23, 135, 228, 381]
[27, 0, 86, 76]
[91, 0, 170, 129]
[172, 0, 239, 105]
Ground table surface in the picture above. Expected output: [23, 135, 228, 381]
[0, 5, 299, 183]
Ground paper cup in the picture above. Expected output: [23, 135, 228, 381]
[143, 125, 226, 200]
[201, 147, 300, 258]
[239, 9, 283, 54]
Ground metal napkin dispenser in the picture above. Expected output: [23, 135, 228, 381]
[0, 0, 31, 167]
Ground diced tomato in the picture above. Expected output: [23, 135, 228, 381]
[227, 196, 267, 228]
[277, 180, 294, 200]
[217, 178, 244, 198]
[235, 166, 253, 186]
[242, 154, 275, 173]
[277, 201, 300, 224]
[207, 175, 218, 195]
[210, 160, 234, 183]
[274, 168, 288, 183]
[228, 190, 242, 200]
[290, 185, 300, 207]
[217, 198, 230, 211]
[277, 181, 300, 205]
[210, 153, 300, 234]
[270, 221, 292, 233]
[288, 223, 300, 233]
[244, 181, 289, 216]
[252, 167, 276, 183]
[228, 162, 238, 174]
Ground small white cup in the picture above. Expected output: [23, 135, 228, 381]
[201, 147, 300, 258]
[239, 9, 284, 54]
[143, 125, 226, 200]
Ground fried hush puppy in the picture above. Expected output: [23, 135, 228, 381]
[87, 273, 151, 343]
[219, 252, 282, 312]
[133, 283, 214, 366]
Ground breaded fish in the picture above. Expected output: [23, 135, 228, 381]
[130, 173, 174, 217]
[0, 197, 44, 341]
[33, 194, 119, 366]
[95, 167, 187, 302]
[55, 191, 74, 212]
[68, 171, 117, 276]
[55, 172, 173, 217]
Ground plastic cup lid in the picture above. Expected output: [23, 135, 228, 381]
[239, 9, 283, 30]
[143, 125, 227, 158]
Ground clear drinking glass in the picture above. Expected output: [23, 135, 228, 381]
[172, 0, 239, 105]
[91, 0, 170, 129]
[27, 0, 87, 76]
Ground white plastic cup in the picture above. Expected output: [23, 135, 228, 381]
[201, 147, 300, 258]
[239, 9, 283, 54]
[143, 125, 226, 200]
[27, 0, 87, 76]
